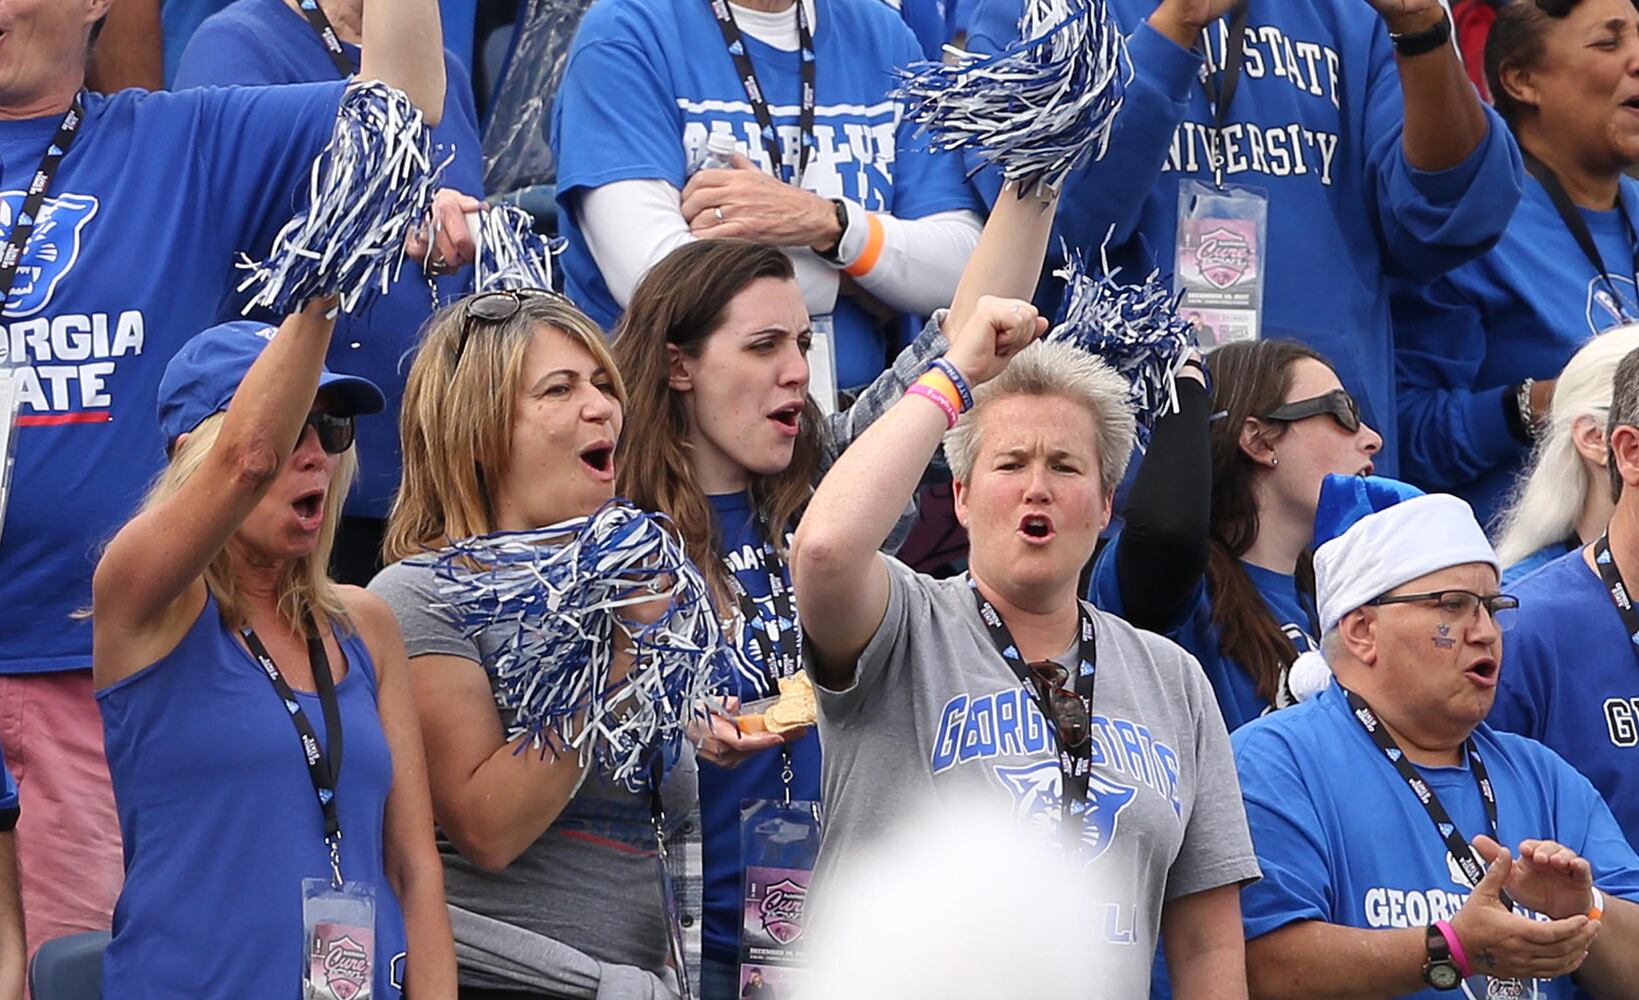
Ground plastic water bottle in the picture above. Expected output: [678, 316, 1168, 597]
[699, 132, 739, 172]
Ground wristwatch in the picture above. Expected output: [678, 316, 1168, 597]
[1423, 923, 1462, 991]
[1390, 11, 1452, 57]
[815, 198, 850, 263]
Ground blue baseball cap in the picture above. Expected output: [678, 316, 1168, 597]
[157, 320, 386, 450]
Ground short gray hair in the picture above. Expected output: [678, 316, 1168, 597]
[1608, 346, 1639, 502]
[943, 341, 1137, 496]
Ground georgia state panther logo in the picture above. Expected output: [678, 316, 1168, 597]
[994, 760, 1136, 862]
[0, 191, 99, 318]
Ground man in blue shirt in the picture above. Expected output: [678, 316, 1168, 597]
[0, 0, 446, 964]
[1238, 474, 1639, 998]
[1495, 346, 1639, 848]
[963, 0, 1523, 475]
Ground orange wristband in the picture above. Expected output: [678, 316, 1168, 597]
[843, 214, 886, 278]
[915, 370, 964, 415]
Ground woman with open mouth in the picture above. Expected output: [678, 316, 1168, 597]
[1089, 339, 1384, 734]
[610, 236, 963, 999]
[90, 305, 457, 1000]
[370, 290, 696, 999]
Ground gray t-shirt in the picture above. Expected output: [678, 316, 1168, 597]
[811, 559, 1259, 996]
[370, 556, 698, 991]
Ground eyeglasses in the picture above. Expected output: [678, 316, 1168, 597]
[303, 412, 356, 454]
[1027, 661, 1091, 752]
[453, 288, 570, 362]
[1258, 388, 1362, 433]
[1365, 590, 1521, 632]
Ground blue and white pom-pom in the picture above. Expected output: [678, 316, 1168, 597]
[1044, 241, 1196, 437]
[237, 81, 446, 315]
[426, 501, 740, 792]
[471, 204, 566, 294]
[895, 0, 1129, 198]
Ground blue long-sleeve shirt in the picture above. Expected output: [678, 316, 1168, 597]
[963, 1, 1524, 474]
[1393, 172, 1639, 527]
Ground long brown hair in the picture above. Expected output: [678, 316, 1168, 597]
[613, 239, 823, 609]
[384, 294, 624, 563]
[1205, 339, 1326, 704]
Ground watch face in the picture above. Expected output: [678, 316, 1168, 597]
[1428, 962, 1461, 990]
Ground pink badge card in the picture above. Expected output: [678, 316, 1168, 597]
[302, 878, 375, 1000]
[1174, 179, 1268, 349]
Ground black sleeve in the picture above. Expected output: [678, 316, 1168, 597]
[1114, 378, 1212, 631]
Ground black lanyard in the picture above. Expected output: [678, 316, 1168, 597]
[295, 0, 359, 77]
[969, 582, 1098, 834]
[725, 524, 801, 681]
[1199, 0, 1251, 189]
[0, 96, 85, 308]
[242, 621, 347, 885]
[1592, 534, 1639, 649]
[1343, 687, 1511, 907]
[1523, 153, 1639, 317]
[706, 0, 816, 186]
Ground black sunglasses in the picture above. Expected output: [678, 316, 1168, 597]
[1027, 661, 1091, 752]
[1258, 388, 1362, 433]
[453, 288, 570, 362]
[302, 412, 355, 455]
[1365, 590, 1521, 632]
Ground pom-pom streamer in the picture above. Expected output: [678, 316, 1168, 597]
[471, 204, 566, 294]
[895, 0, 1129, 198]
[237, 81, 446, 315]
[1045, 240, 1196, 438]
[424, 501, 741, 792]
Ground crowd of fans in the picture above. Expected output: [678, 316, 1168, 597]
[4, 0, 1639, 998]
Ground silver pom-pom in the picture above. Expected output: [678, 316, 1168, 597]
[424, 500, 740, 792]
[896, 0, 1129, 198]
[1045, 241, 1196, 437]
[237, 81, 448, 315]
[472, 204, 566, 294]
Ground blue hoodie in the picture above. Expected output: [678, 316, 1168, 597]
[963, 0, 1524, 475]
[1393, 172, 1639, 527]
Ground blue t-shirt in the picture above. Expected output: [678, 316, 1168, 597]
[1394, 174, 1639, 528]
[98, 593, 408, 999]
[1490, 546, 1639, 846]
[174, 0, 486, 518]
[0, 82, 344, 676]
[963, 0, 1523, 477]
[1502, 539, 1576, 589]
[1090, 533, 1316, 732]
[550, 0, 980, 390]
[698, 492, 822, 963]
[1236, 682, 1639, 1000]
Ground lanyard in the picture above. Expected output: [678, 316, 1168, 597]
[0, 96, 85, 308]
[1343, 687, 1511, 908]
[1592, 534, 1639, 648]
[724, 526, 801, 681]
[706, 0, 817, 186]
[1523, 153, 1639, 316]
[242, 621, 348, 886]
[295, 0, 359, 77]
[1199, 0, 1252, 190]
[969, 582, 1097, 836]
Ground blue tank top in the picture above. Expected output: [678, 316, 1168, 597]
[98, 592, 408, 999]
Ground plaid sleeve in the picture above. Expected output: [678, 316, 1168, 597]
[664, 803, 703, 989]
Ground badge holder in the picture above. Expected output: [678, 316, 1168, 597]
[1173, 178, 1268, 349]
[808, 318, 838, 416]
[302, 844, 377, 1000]
[738, 751, 821, 995]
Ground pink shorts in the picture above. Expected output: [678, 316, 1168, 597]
[0, 670, 123, 964]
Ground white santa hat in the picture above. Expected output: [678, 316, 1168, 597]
[1287, 474, 1499, 702]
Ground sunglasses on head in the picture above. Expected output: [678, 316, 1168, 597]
[303, 411, 355, 454]
[1027, 660, 1092, 752]
[1258, 388, 1362, 433]
[453, 288, 570, 362]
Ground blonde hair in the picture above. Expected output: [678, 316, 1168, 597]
[134, 412, 357, 630]
[1494, 324, 1639, 566]
[944, 341, 1137, 495]
[384, 294, 624, 563]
